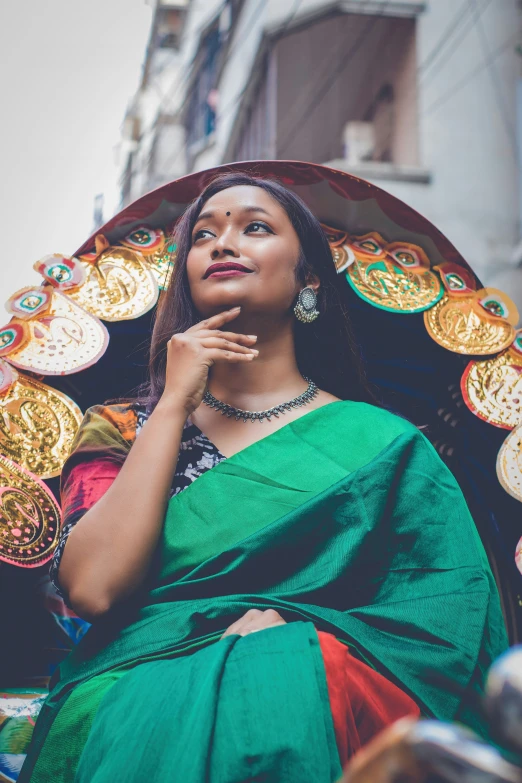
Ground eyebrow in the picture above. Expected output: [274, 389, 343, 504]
[194, 206, 271, 224]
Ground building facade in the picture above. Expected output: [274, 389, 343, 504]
[118, 0, 522, 302]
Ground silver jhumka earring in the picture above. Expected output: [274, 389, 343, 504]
[294, 286, 319, 323]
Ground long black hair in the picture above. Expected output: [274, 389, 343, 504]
[140, 172, 378, 410]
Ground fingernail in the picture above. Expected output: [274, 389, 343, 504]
[248, 334, 257, 339]
[251, 349, 259, 355]
[231, 306, 241, 311]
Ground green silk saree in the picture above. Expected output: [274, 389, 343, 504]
[20, 401, 507, 782]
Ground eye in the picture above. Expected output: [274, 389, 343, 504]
[246, 221, 273, 234]
[192, 228, 215, 243]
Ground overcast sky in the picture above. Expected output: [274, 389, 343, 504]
[0, 0, 152, 312]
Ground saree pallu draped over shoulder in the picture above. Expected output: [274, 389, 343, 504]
[21, 402, 507, 782]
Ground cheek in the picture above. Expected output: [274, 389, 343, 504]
[186, 250, 202, 285]
[253, 238, 300, 278]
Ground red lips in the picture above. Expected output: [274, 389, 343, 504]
[204, 262, 253, 278]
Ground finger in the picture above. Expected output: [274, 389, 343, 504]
[244, 621, 286, 636]
[263, 609, 284, 622]
[241, 609, 263, 621]
[201, 337, 258, 355]
[220, 609, 262, 638]
[197, 330, 257, 345]
[187, 307, 241, 334]
[206, 349, 257, 364]
[221, 623, 241, 639]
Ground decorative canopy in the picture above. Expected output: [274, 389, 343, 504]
[0, 160, 520, 636]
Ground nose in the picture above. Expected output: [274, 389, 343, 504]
[211, 229, 240, 260]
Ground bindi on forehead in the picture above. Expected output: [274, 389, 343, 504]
[226, 211, 231, 216]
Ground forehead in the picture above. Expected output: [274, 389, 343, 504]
[202, 185, 286, 215]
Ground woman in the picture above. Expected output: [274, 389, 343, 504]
[21, 173, 507, 782]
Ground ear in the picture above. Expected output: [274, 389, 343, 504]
[305, 272, 320, 292]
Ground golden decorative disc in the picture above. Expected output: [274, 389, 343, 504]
[424, 294, 515, 355]
[6, 291, 109, 375]
[350, 232, 388, 260]
[331, 244, 355, 274]
[346, 257, 443, 313]
[497, 424, 522, 503]
[0, 369, 83, 478]
[0, 455, 61, 567]
[146, 242, 176, 290]
[462, 349, 522, 429]
[67, 247, 159, 321]
[320, 223, 349, 247]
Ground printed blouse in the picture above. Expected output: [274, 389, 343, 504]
[49, 404, 226, 599]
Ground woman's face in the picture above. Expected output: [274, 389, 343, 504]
[186, 185, 306, 320]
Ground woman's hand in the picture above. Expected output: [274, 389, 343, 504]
[162, 306, 258, 415]
[221, 609, 287, 639]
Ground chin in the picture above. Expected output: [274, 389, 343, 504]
[192, 284, 249, 312]
[194, 295, 246, 316]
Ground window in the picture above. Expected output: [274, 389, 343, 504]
[185, 26, 221, 153]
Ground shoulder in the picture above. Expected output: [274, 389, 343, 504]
[295, 400, 425, 476]
[315, 400, 422, 456]
[327, 400, 418, 434]
[60, 403, 137, 488]
[80, 403, 139, 444]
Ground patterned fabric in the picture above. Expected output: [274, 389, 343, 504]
[49, 404, 226, 600]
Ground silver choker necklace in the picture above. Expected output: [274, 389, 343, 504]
[203, 378, 319, 423]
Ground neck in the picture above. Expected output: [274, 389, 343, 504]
[208, 317, 306, 409]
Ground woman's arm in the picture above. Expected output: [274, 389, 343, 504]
[58, 397, 187, 620]
[58, 307, 257, 621]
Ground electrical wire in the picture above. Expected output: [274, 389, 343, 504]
[273, 0, 376, 153]
[159, 0, 303, 175]
[424, 26, 521, 120]
[468, 0, 519, 160]
[420, 0, 494, 88]
[418, 1, 473, 75]
[208, 0, 304, 121]
[131, 0, 254, 156]
[132, 0, 270, 184]
[127, 0, 521, 196]
[369, 0, 495, 138]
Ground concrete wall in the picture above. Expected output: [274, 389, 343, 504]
[365, 0, 522, 297]
[122, 0, 522, 305]
[272, 14, 417, 164]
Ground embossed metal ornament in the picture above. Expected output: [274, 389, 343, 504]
[497, 423, 522, 503]
[146, 240, 176, 290]
[0, 321, 29, 358]
[0, 455, 61, 567]
[0, 359, 17, 395]
[424, 293, 516, 355]
[5, 290, 109, 375]
[461, 330, 522, 429]
[67, 246, 159, 321]
[350, 232, 388, 260]
[321, 223, 349, 247]
[347, 257, 443, 313]
[6, 286, 52, 319]
[435, 262, 477, 296]
[331, 244, 355, 274]
[386, 242, 430, 271]
[320, 223, 354, 273]
[0, 361, 83, 478]
[121, 226, 165, 255]
[477, 287, 519, 325]
[34, 254, 86, 290]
